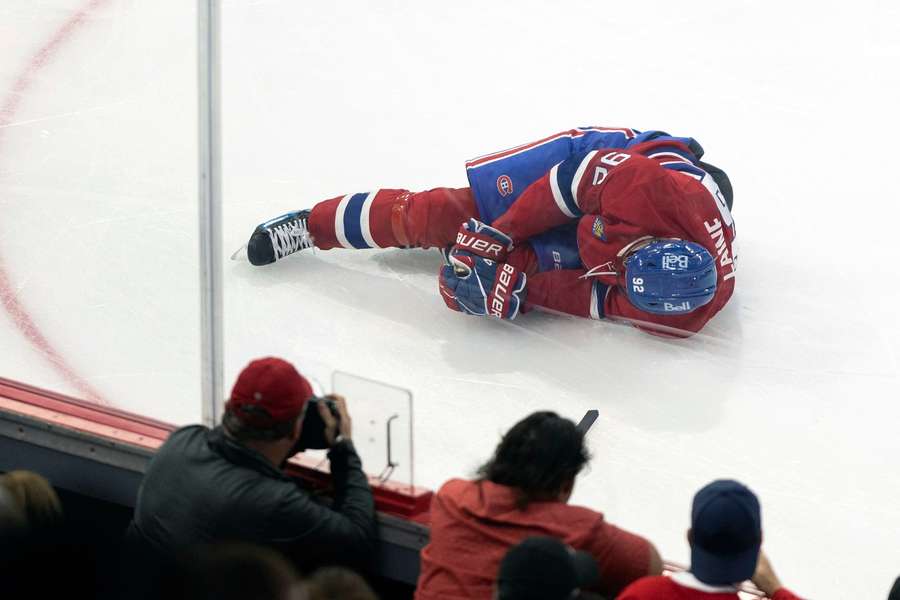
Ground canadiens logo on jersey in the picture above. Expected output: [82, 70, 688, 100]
[496, 175, 513, 197]
[591, 217, 607, 241]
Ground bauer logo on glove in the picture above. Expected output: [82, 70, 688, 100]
[488, 262, 521, 318]
[439, 252, 527, 320]
[438, 219, 526, 319]
[453, 219, 514, 261]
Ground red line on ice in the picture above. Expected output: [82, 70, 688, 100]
[0, 0, 111, 404]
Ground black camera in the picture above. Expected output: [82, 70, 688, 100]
[293, 396, 341, 451]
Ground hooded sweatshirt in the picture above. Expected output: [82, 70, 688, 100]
[415, 478, 653, 600]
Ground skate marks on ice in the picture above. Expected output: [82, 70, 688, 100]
[227, 247, 450, 321]
[228, 247, 745, 434]
[228, 245, 894, 436]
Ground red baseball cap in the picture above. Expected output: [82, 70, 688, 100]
[226, 357, 313, 427]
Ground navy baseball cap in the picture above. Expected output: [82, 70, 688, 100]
[497, 537, 599, 600]
[690, 480, 762, 585]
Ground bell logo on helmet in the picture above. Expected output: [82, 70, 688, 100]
[664, 301, 692, 312]
[662, 254, 690, 270]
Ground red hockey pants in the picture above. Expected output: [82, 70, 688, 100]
[307, 188, 539, 274]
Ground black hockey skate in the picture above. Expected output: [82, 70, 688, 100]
[245, 209, 313, 266]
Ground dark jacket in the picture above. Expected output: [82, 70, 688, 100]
[127, 425, 376, 570]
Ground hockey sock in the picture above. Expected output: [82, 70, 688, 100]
[308, 188, 478, 250]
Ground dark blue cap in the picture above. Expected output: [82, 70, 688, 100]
[690, 480, 762, 585]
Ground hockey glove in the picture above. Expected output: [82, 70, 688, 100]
[452, 219, 514, 262]
[439, 253, 527, 319]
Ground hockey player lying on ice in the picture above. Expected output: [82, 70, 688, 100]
[244, 127, 737, 337]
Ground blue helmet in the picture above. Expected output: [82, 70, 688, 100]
[624, 240, 717, 315]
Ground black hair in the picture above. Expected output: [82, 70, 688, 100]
[889, 576, 900, 600]
[162, 543, 299, 600]
[222, 408, 299, 442]
[478, 411, 590, 508]
[308, 566, 378, 600]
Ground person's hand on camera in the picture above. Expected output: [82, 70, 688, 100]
[317, 394, 352, 447]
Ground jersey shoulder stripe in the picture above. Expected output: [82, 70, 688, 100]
[551, 151, 597, 217]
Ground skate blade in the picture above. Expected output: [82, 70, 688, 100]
[230, 244, 248, 262]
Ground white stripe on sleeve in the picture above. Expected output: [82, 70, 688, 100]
[649, 151, 692, 164]
[359, 190, 381, 248]
[570, 150, 599, 210]
[334, 193, 354, 249]
[701, 173, 734, 227]
[549, 164, 577, 219]
[590, 281, 600, 320]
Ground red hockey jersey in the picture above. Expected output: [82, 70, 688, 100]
[492, 140, 737, 336]
[616, 572, 803, 600]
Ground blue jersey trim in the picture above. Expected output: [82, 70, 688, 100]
[644, 144, 697, 164]
[661, 162, 707, 179]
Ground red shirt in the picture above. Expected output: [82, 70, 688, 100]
[493, 142, 737, 336]
[617, 572, 804, 600]
[415, 478, 653, 600]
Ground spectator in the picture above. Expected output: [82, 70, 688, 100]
[616, 479, 803, 599]
[161, 542, 306, 600]
[307, 566, 378, 600]
[127, 357, 376, 572]
[415, 411, 662, 600]
[1, 471, 109, 598]
[0, 483, 25, 533]
[496, 536, 599, 600]
[0, 470, 63, 530]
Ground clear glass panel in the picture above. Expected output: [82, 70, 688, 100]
[333, 371, 414, 489]
[289, 372, 414, 491]
[0, 0, 200, 424]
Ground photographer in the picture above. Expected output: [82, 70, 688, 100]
[126, 357, 376, 573]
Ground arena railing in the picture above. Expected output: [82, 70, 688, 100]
[0, 375, 430, 584]
[1, 375, 773, 597]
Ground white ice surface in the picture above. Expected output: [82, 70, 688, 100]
[2, 1, 900, 598]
